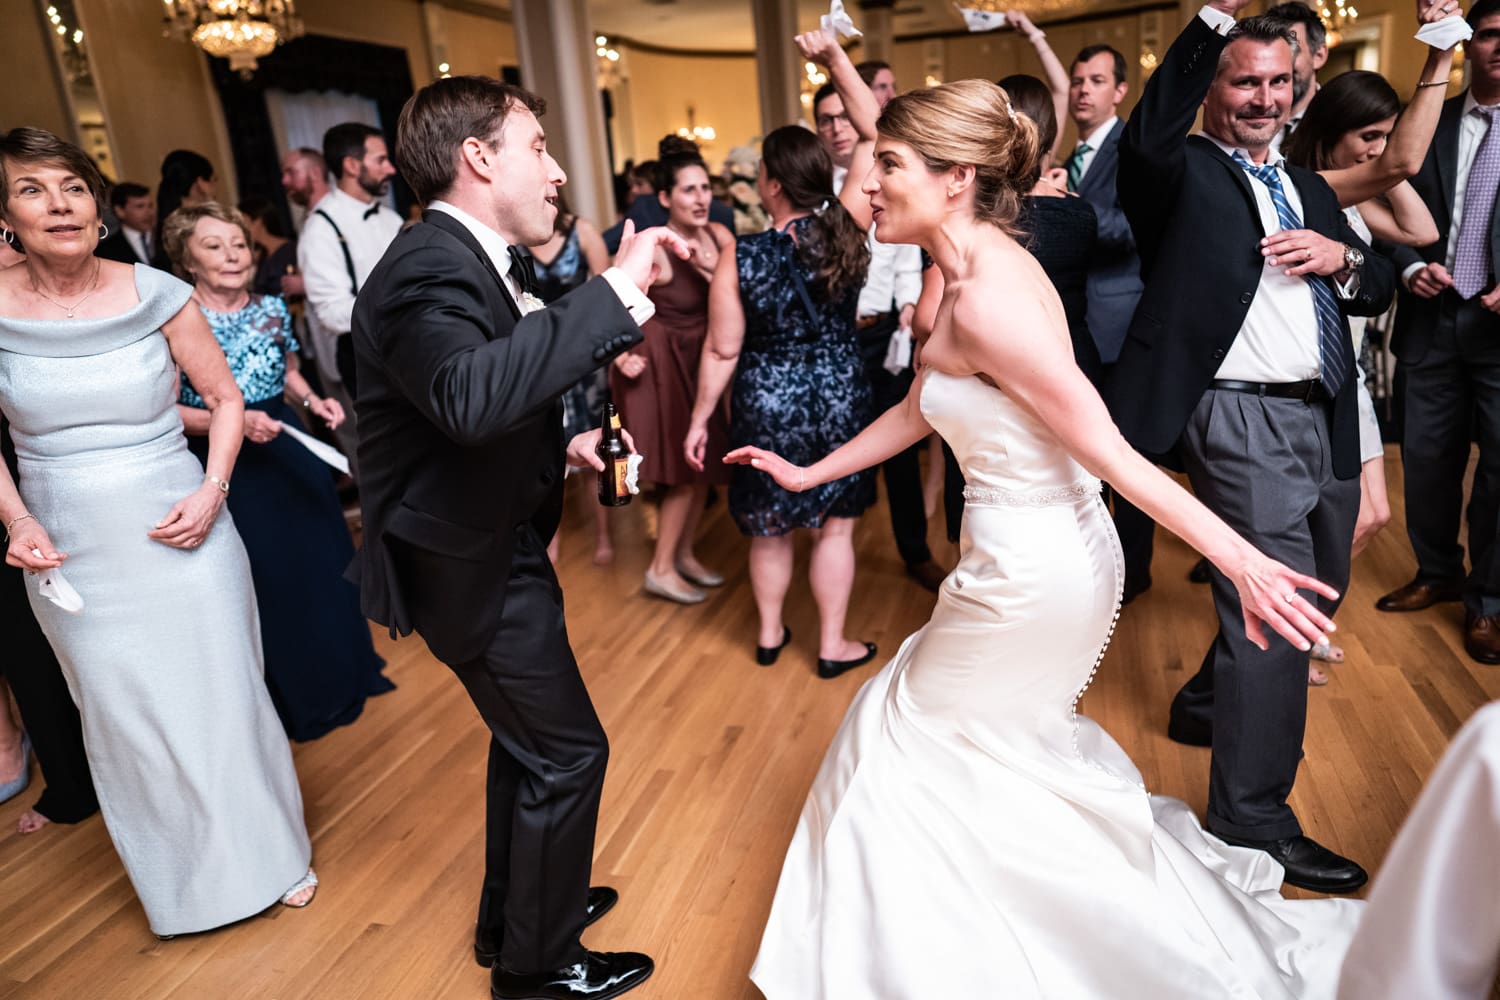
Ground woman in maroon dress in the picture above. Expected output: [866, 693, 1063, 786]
[611, 154, 733, 603]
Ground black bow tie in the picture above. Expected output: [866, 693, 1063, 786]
[507, 245, 539, 298]
[363, 203, 380, 220]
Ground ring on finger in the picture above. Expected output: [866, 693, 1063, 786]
[1284, 592, 1297, 603]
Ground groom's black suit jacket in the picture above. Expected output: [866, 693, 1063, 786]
[350, 210, 641, 664]
[1105, 14, 1393, 482]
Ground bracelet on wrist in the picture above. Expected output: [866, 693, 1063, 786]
[5, 512, 36, 542]
[207, 475, 230, 495]
[1417, 79, 1448, 88]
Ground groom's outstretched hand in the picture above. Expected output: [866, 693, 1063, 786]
[615, 221, 691, 293]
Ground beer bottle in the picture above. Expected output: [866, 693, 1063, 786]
[597, 403, 632, 507]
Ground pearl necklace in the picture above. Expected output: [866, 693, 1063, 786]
[31, 258, 102, 319]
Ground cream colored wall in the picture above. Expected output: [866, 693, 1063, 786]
[612, 48, 761, 173]
[0, 3, 73, 138]
[78, 0, 237, 198]
[436, 7, 518, 78]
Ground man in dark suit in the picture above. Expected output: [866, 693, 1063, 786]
[353, 76, 685, 1000]
[1374, 0, 1500, 665]
[1066, 44, 1156, 602]
[1111, 2, 1392, 893]
[95, 182, 154, 265]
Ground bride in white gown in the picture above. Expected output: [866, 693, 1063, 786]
[730, 45, 1363, 1000]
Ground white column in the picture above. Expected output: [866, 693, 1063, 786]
[752, 0, 804, 134]
[512, 0, 614, 228]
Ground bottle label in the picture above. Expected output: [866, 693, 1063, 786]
[613, 457, 630, 497]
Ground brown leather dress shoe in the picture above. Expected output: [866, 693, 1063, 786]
[1465, 613, 1500, 664]
[1375, 578, 1464, 612]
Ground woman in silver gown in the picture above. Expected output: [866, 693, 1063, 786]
[0, 128, 315, 936]
[735, 42, 1363, 999]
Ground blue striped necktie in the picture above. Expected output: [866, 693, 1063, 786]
[1234, 154, 1350, 396]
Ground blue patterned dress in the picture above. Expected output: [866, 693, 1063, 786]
[731, 218, 875, 535]
[180, 294, 391, 742]
[535, 221, 609, 439]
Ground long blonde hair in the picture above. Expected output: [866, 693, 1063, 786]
[876, 79, 1041, 236]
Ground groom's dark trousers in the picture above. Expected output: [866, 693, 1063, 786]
[350, 210, 642, 972]
[1108, 13, 1392, 840]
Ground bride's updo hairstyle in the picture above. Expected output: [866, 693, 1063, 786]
[877, 79, 1042, 235]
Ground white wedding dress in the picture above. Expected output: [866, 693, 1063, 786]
[751, 369, 1363, 999]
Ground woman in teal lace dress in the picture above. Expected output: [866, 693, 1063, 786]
[0, 128, 314, 936]
[165, 202, 392, 742]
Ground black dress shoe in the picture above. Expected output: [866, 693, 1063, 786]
[476, 887, 620, 968]
[1188, 558, 1212, 584]
[1215, 833, 1368, 894]
[817, 641, 878, 680]
[905, 558, 948, 593]
[755, 626, 791, 666]
[1166, 711, 1212, 747]
[492, 950, 653, 1000]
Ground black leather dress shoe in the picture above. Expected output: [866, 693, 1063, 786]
[817, 641, 877, 679]
[1188, 558, 1212, 584]
[1120, 573, 1152, 606]
[491, 950, 653, 1000]
[1216, 833, 1368, 894]
[1166, 711, 1212, 747]
[475, 886, 620, 968]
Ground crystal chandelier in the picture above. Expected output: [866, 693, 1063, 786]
[1317, 0, 1359, 47]
[960, 0, 1085, 19]
[162, 0, 303, 77]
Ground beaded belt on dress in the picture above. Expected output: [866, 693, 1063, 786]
[961, 478, 1102, 507]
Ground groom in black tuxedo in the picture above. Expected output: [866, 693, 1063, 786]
[351, 76, 684, 1000]
[1109, 2, 1391, 893]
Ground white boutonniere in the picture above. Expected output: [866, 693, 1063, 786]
[519, 291, 546, 315]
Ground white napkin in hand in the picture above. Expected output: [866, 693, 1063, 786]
[1417, 16, 1471, 49]
[823, 0, 863, 38]
[625, 453, 645, 495]
[31, 549, 82, 613]
[884, 325, 914, 375]
[280, 423, 351, 475]
[955, 4, 1008, 31]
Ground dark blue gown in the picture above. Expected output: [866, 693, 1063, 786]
[180, 295, 391, 741]
[730, 218, 875, 535]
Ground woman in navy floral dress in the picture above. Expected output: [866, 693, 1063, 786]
[167, 203, 392, 741]
[686, 126, 879, 679]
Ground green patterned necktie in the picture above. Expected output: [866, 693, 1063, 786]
[1066, 142, 1091, 192]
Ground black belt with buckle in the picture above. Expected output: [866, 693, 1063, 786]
[856, 310, 894, 330]
[1209, 378, 1330, 403]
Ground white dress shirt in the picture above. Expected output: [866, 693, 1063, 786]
[121, 225, 151, 263]
[298, 187, 404, 384]
[830, 165, 923, 319]
[1401, 91, 1500, 287]
[1071, 116, 1120, 187]
[426, 200, 655, 326]
[1198, 136, 1325, 382]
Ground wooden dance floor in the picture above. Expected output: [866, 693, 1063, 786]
[2, 447, 1498, 999]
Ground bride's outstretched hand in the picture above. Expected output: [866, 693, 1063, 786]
[723, 445, 806, 493]
[1226, 550, 1340, 653]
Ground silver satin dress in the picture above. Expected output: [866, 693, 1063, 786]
[0, 264, 311, 935]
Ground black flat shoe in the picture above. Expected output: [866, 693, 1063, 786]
[817, 641, 878, 680]
[476, 886, 620, 969]
[1214, 833, 1368, 894]
[756, 626, 791, 666]
[492, 950, 653, 1000]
